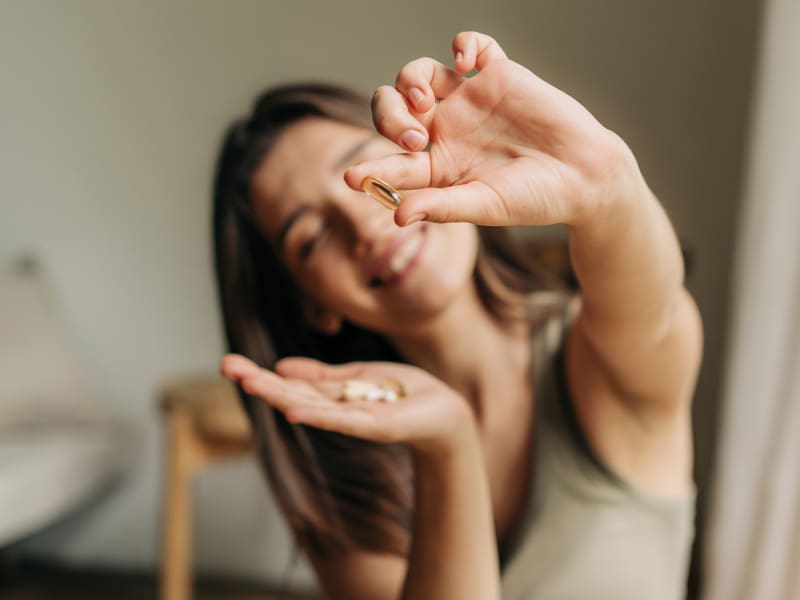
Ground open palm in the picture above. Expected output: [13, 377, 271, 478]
[221, 354, 474, 455]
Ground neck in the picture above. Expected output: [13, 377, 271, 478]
[388, 285, 531, 419]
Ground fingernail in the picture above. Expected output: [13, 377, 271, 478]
[456, 50, 464, 62]
[400, 129, 426, 151]
[409, 87, 425, 107]
[404, 213, 427, 226]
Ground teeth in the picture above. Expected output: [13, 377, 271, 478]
[387, 235, 422, 277]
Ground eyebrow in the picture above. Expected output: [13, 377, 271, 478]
[333, 136, 379, 172]
[275, 136, 380, 254]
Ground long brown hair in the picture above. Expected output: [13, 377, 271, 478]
[212, 82, 556, 557]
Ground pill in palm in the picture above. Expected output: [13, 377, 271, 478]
[365, 388, 384, 402]
[340, 378, 407, 403]
[341, 380, 377, 401]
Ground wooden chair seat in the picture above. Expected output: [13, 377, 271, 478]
[160, 376, 250, 443]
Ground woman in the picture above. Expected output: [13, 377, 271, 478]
[213, 32, 702, 600]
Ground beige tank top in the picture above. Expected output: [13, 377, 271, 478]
[500, 293, 695, 600]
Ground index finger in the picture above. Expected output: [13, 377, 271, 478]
[343, 151, 431, 194]
[276, 358, 415, 392]
[220, 353, 263, 381]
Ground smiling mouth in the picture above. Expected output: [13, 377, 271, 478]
[368, 230, 425, 288]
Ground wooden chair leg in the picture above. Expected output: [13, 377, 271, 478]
[160, 409, 194, 600]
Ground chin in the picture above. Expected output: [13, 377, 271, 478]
[386, 252, 476, 321]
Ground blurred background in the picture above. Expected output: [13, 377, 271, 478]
[1, 1, 797, 599]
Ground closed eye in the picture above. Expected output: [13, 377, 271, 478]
[297, 216, 329, 263]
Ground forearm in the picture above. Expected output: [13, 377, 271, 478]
[568, 160, 686, 345]
[401, 425, 500, 600]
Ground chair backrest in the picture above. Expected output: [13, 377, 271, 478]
[0, 255, 106, 427]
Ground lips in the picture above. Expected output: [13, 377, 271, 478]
[368, 226, 426, 287]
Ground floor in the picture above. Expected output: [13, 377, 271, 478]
[0, 558, 701, 599]
[0, 562, 321, 600]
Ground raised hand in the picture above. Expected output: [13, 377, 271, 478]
[221, 354, 476, 456]
[344, 31, 644, 229]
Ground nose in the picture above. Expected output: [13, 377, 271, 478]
[332, 188, 396, 259]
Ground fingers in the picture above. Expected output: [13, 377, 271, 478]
[372, 86, 430, 152]
[222, 354, 332, 407]
[275, 357, 366, 382]
[394, 57, 462, 109]
[347, 167, 517, 227]
[452, 31, 508, 73]
[344, 151, 431, 193]
[239, 366, 326, 406]
[372, 57, 462, 152]
[220, 353, 261, 381]
[370, 33, 504, 153]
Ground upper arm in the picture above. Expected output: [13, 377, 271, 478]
[572, 287, 703, 415]
[306, 547, 407, 600]
[565, 288, 703, 496]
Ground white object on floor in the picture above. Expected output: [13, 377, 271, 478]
[0, 256, 129, 547]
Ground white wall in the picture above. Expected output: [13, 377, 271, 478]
[704, 0, 800, 597]
[0, 0, 760, 586]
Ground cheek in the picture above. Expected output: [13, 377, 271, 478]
[301, 258, 369, 311]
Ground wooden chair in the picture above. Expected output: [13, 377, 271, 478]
[158, 375, 251, 600]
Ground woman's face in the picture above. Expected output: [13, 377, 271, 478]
[250, 116, 479, 336]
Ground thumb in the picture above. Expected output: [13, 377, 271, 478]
[394, 181, 506, 227]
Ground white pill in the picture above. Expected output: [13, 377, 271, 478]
[366, 388, 384, 402]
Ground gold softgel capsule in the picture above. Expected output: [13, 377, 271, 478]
[361, 176, 402, 210]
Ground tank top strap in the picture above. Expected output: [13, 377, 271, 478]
[528, 290, 580, 392]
